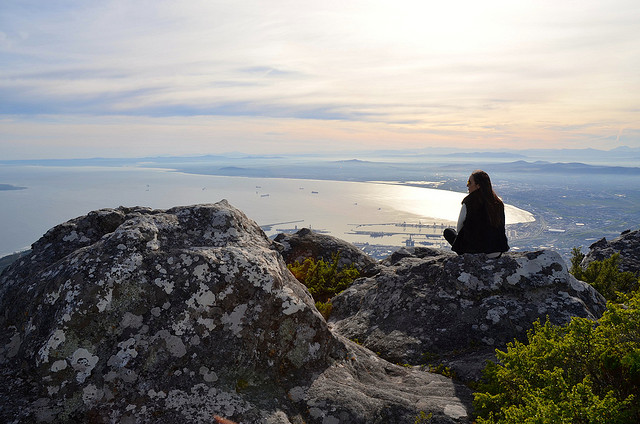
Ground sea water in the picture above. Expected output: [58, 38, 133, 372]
[0, 166, 534, 256]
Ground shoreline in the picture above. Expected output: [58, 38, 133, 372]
[0, 166, 539, 258]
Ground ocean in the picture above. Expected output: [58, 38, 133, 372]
[0, 166, 534, 257]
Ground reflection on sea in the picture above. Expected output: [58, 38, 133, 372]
[0, 166, 534, 256]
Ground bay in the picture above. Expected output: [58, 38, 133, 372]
[0, 166, 534, 257]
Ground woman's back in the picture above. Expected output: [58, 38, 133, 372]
[451, 189, 508, 254]
[445, 170, 509, 255]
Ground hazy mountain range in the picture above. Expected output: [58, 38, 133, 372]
[1, 146, 639, 182]
[1, 145, 638, 168]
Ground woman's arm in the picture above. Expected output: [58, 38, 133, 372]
[456, 203, 467, 232]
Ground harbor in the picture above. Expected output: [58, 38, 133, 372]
[346, 220, 451, 248]
[261, 217, 453, 250]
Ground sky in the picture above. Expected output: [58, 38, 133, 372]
[1, 0, 639, 159]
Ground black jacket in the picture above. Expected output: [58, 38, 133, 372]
[451, 190, 509, 254]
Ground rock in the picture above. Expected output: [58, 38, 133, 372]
[581, 229, 640, 274]
[273, 228, 380, 276]
[330, 247, 606, 381]
[0, 201, 471, 423]
[0, 249, 30, 274]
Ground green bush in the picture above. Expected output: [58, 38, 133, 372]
[314, 301, 333, 321]
[414, 411, 433, 423]
[287, 254, 360, 304]
[570, 248, 639, 302]
[473, 290, 640, 423]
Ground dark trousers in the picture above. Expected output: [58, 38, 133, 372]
[443, 228, 457, 246]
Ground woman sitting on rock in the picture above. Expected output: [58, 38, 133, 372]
[443, 170, 509, 258]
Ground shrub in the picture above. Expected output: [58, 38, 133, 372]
[287, 253, 360, 305]
[570, 248, 639, 302]
[473, 290, 640, 423]
[414, 411, 433, 423]
[314, 301, 333, 321]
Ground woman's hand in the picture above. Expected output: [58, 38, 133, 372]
[214, 415, 238, 424]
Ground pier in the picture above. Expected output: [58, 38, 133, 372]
[259, 219, 304, 231]
[345, 220, 451, 245]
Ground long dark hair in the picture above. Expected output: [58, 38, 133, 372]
[471, 170, 504, 227]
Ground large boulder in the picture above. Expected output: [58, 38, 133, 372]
[0, 201, 471, 423]
[273, 228, 380, 277]
[581, 229, 640, 274]
[0, 249, 30, 274]
[330, 247, 606, 381]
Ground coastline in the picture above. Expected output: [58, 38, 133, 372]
[0, 165, 538, 260]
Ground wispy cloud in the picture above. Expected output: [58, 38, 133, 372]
[1, 0, 639, 158]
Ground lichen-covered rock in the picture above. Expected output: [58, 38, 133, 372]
[330, 247, 606, 381]
[0, 249, 31, 274]
[0, 201, 471, 423]
[1, 208, 130, 283]
[581, 229, 640, 274]
[273, 228, 380, 277]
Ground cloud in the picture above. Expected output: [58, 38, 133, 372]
[1, 0, 639, 157]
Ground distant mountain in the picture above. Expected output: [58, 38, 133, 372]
[437, 160, 640, 175]
[0, 155, 234, 167]
[358, 146, 640, 167]
[443, 152, 527, 159]
[2, 145, 639, 166]
[0, 184, 26, 191]
[493, 160, 640, 175]
[333, 159, 373, 163]
[515, 147, 640, 164]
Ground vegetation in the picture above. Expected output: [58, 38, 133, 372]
[569, 248, 639, 302]
[474, 293, 640, 423]
[414, 411, 433, 423]
[425, 363, 457, 380]
[287, 254, 360, 319]
[473, 252, 640, 423]
[314, 301, 333, 321]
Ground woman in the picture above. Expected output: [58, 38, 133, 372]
[443, 170, 509, 257]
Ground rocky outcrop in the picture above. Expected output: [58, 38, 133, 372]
[273, 228, 380, 277]
[0, 201, 471, 424]
[330, 247, 606, 381]
[0, 249, 30, 274]
[581, 229, 640, 274]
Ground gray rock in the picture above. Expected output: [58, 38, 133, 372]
[273, 228, 380, 277]
[0, 201, 471, 423]
[0, 249, 31, 274]
[581, 229, 640, 274]
[330, 247, 606, 381]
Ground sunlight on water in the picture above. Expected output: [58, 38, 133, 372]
[352, 183, 535, 224]
[368, 183, 534, 225]
[0, 167, 534, 256]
